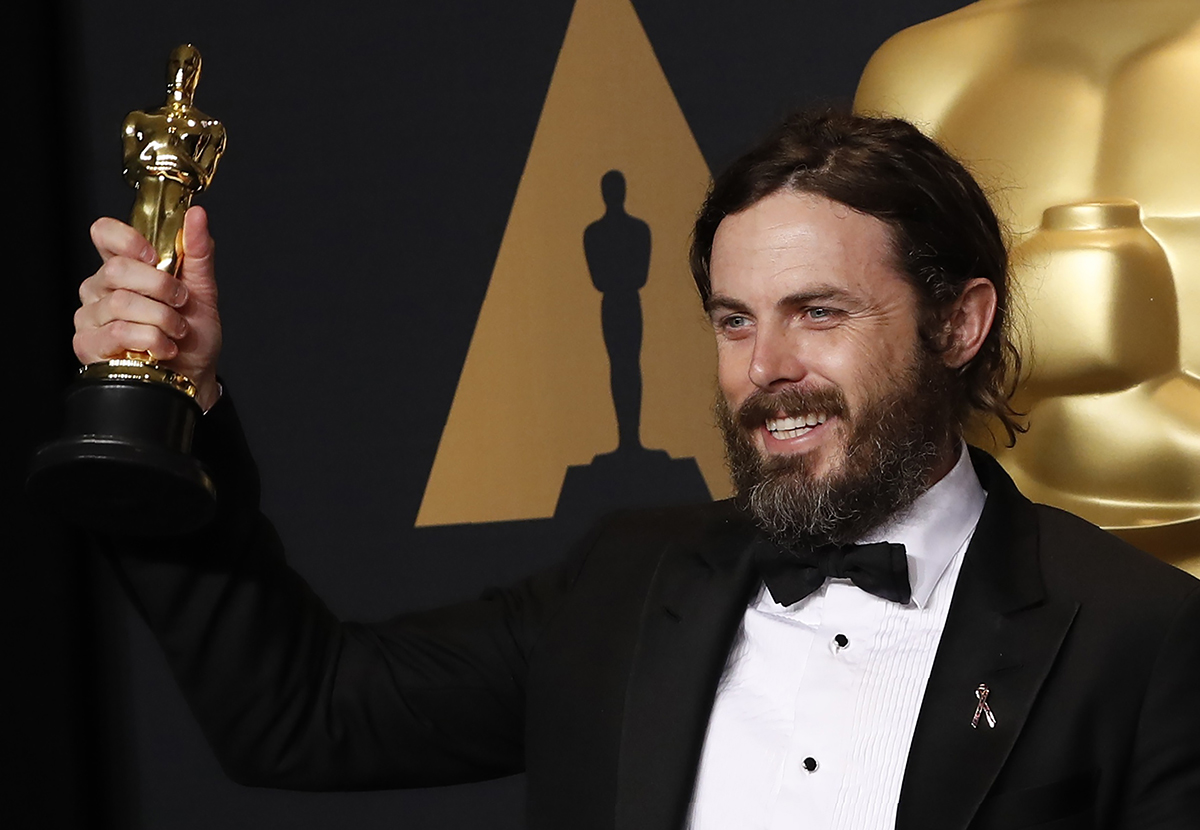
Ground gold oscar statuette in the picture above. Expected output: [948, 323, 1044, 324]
[29, 44, 227, 534]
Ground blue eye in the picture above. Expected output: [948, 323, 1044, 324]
[805, 307, 842, 324]
[714, 313, 754, 337]
[715, 314, 750, 330]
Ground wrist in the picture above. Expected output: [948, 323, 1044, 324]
[194, 376, 222, 413]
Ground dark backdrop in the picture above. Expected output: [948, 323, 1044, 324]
[12, 1, 967, 827]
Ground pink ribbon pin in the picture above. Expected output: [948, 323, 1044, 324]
[972, 683, 996, 729]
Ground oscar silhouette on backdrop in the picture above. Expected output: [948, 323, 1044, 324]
[588, 170, 651, 452]
[554, 171, 710, 529]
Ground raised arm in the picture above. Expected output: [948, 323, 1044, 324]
[74, 211, 586, 788]
[99, 391, 577, 789]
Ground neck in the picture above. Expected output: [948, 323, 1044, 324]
[924, 437, 963, 491]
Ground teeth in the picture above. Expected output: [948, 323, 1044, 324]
[766, 413, 830, 437]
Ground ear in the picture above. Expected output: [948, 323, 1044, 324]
[941, 278, 997, 369]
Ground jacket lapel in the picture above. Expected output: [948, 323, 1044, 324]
[615, 504, 761, 830]
[896, 448, 1079, 830]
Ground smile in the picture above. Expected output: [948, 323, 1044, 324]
[765, 412, 829, 440]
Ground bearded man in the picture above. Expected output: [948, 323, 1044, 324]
[73, 110, 1200, 830]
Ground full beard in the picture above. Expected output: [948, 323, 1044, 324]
[717, 352, 958, 549]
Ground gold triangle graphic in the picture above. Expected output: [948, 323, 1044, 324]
[416, 0, 729, 526]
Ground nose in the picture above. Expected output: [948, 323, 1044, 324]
[748, 323, 807, 389]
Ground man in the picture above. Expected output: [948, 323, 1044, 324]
[73, 109, 1200, 829]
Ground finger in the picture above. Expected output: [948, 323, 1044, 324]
[73, 320, 180, 365]
[77, 288, 189, 340]
[177, 207, 216, 295]
[79, 256, 189, 308]
[91, 217, 158, 265]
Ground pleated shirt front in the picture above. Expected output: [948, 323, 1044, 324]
[688, 447, 987, 830]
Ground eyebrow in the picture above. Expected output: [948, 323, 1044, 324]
[704, 294, 751, 316]
[705, 286, 857, 316]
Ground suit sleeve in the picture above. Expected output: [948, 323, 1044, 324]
[1120, 582, 1200, 827]
[98, 392, 590, 791]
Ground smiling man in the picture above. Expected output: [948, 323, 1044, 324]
[708, 189, 967, 546]
[684, 118, 1003, 827]
[695, 113, 1013, 552]
[73, 110, 1200, 829]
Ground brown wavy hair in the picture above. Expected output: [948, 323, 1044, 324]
[690, 108, 1024, 445]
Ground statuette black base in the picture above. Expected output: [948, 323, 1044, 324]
[28, 377, 216, 535]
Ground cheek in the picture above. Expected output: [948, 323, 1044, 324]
[836, 330, 921, 407]
[715, 341, 752, 405]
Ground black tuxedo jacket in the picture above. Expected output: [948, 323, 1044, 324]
[105, 397, 1200, 829]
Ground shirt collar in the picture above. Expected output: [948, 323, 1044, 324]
[856, 443, 987, 608]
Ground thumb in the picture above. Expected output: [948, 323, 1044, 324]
[177, 205, 217, 297]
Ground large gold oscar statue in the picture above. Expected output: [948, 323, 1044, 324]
[854, 0, 1200, 571]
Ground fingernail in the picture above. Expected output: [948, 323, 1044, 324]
[173, 283, 189, 307]
[141, 248, 157, 265]
[177, 318, 189, 337]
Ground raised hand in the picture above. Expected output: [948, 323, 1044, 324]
[75, 206, 222, 411]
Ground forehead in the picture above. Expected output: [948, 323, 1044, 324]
[709, 190, 908, 304]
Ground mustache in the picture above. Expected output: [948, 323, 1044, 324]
[733, 385, 848, 430]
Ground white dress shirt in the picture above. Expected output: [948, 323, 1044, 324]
[687, 447, 987, 830]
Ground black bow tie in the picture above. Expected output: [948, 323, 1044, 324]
[754, 539, 911, 606]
